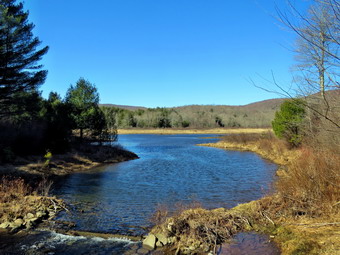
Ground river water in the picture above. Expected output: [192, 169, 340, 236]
[15, 134, 280, 254]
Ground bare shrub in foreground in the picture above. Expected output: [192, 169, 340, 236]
[0, 177, 32, 203]
[270, 148, 340, 216]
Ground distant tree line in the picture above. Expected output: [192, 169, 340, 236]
[0, 1, 116, 162]
[101, 101, 283, 129]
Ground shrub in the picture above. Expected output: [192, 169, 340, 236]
[272, 99, 306, 147]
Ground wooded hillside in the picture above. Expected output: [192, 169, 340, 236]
[100, 98, 286, 129]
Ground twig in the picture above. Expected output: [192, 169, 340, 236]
[261, 211, 276, 226]
[49, 198, 58, 213]
[333, 201, 340, 207]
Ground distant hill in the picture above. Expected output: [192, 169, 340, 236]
[101, 98, 286, 112]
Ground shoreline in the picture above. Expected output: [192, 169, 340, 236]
[145, 136, 339, 254]
[197, 141, 297, 166]
[118, 128, 270, 135]
[0, 144, 138, 178]
[0, 143, 138, 240]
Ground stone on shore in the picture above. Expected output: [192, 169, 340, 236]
[155, 233, 168, 247]
[0, 222, 10, 229]
[143, 234, 157, 250]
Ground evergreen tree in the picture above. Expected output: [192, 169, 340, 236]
[0, 0, 48, 117]
[272, 99, 306, 147]
[65, 78, 104, 140]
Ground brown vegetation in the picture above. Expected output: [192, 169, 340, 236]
[199, 131, 296, 165]
[272, 148, 340, 216]
[151, 208, 252, 254]
[0, 177, 64, 232]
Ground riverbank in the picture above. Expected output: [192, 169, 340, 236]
[197, 133, 298, 166]
[0, 143, 138, 178]
[118, 128, 270, 135]
[145, 132, 340, 254]
[0, 143, 138, 236]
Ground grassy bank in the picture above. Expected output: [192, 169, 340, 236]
[198, 132, 298, 165]
[118, 128, 270, 135]
[146, 132, 340, 254]
[0, 143, 138, 177]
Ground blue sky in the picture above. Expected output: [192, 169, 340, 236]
[24, 0, 311, 107]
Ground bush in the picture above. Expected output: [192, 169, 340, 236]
[272, 99, 306, 147]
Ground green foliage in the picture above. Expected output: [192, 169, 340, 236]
[65, 78, 103, 139]
[100, 106, 118, 141]
[0, 0, 48, 118]
[65, 78, 117, 144]
[181, 120, 190, 128]
[272, 99, 306, 146]
[7, 91, 44, 122]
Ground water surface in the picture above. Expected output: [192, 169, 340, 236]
[53, 134, 277, 235]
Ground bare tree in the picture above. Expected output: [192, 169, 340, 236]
[257, 0, 340, 148]
[277, 1, 339, 97]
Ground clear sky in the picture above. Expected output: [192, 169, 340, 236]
[24, 0, 311, 107]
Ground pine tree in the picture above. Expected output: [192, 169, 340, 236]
[0, 0, 48, 117]
[65, 78, 102, 140]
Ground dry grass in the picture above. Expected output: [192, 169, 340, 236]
[266, 148, 340, 217]
[0, 177, 32, 203]
[118, 128, 270, 135]
[200, 131, 296, 165]
[0, 176, 58, 223]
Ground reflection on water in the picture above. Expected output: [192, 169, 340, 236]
[218, 232, 281, 255]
